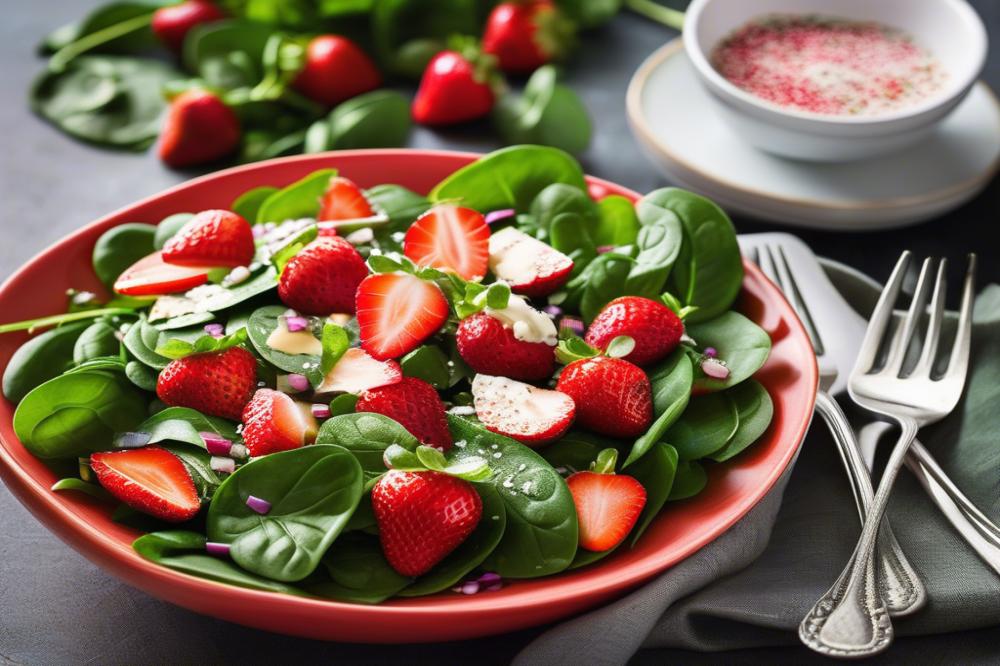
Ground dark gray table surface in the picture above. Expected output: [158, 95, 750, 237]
[1, 2, 998, 665]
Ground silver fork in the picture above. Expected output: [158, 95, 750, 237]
[800, 252, 977, 658]
[746, 242, 924, 617]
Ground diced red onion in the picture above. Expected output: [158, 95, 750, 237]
[703, 347, 718, 358]
[558, 316, 585, 337]
[286, 373, 310, 392]
[203, 323, 224, 338]
[459, 581, 480, 595]
[484, 209, 516, 226]
[114, 431, 152, 449]
[229, 444, 249, 460]
[701, 358, 730, 379]
[246, 495, 271, 514]
[205, 542, 231, 557]
[311, 403, 331, 419]
[210, 456, 235, 474]
[596, 245, 615, 254]
[477, 572, 502, 586]
[200, 432, 232, 456]
[284, 315, 309, 332]
[542, 305, 562, 318]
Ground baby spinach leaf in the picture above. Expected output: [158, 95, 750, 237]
[324, 90, 412, 150]
[329, 393, 360, 417]
[529, 182, 599, 237]
[559, 0, 621, 27]
[51, 477, 113, 501]
[668, 461, 708, 500]
[308, 532, 412, 603]
[255, 169, 337, 224]
[40, 1, 168, 55]
[133, 530, 311, 596]
[448, 416, 578, 579]
[135, 406, 240, 448]
[665, 392, 739, 461]
[685, 311, 772, 392]
[627, 442, 678, 544]
[538, 430, 612, 474]
[494, 66, 592, 155]
[125, 360, 158, 391]
[709, 380, 774, 462]
[13, 371, 147, 459]
[400, 345, 451, 389]
[625, 348, 692, 467]
[73, 320, 120, 365]
[316, 413, 419, 480]
[92, 223, 157, 288]
[400, 483, 506, 596]
[123, 317, 172, 369]
[430, 145, 587, 213]
[2, 322, 88, 403]
[372, 0, 480, 76]
[232, 187, 278, 223]
[153, 213, 194, 250]
[623, 214, 683, 298]
[579, 252, 635, 323]
[184, 20, 273, 89]
[207, 444, 363, 582]
[594, 195, 640, 247]
[549, 212, 597, 277]
[365, 184, 430, 233]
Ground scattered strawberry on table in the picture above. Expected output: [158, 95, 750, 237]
[1, 146, 772, 603]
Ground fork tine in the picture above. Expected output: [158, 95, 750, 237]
[757, 245, 782, 289]
[773, 246, 825, 355]
[913, 259, 947, 376]
[883, 257, 934, 376]
[945, 254, 977, 379]
[854, 251, 912, 375]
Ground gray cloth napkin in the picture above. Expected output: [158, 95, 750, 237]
[515, 285, 1000, 665]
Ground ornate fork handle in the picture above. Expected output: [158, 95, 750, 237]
[814, 392, 926, 615]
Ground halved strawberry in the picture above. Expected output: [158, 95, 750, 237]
[355, 273, 449, 360]
[472, 374, 574, 445]
[404, 205, 490, 281]
[488, 226, 573, 297]
[91, 447, 200, 522]
[242, 388, 319, 457]
[316, 347, 403, 394]
[567, 460, 647, 552]
[114, 251, 211, 296]
[156, 346, 258, 421]
[356, 376, 452, 449]
[456, 307, 556, 382]
[162, 209, 255, 268]
[317, 176, 387, 235]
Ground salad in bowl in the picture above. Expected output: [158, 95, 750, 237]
[1, 145, 774, 605]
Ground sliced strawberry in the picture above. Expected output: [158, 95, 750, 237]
[456, 309, 556, 382]
[91, 447, 200, 522]
[242, 388, 319, 457]
[114, 251, 211, 296]
[316, 347, 403, 394]
[278, 237, 370, 315]
[355, 273, 449, 360]
[404, 205, 490, 281]
[316, 176, 387, 235]
[472, 374, 574, 445]
[567, 469, 647, 552]
[156, 346, 258, 421]
[488, 226, 573, 297]
[162, 209, 255, 268]
[356, 376, 452, 449]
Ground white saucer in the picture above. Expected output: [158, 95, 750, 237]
[627, 39, 1000, 231]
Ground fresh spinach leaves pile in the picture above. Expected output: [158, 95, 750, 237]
[1, 145, 771, 603]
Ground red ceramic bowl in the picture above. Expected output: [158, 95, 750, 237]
[0, 149, 817, 643]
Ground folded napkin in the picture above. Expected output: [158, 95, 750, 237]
[515, 285, 1000, 666]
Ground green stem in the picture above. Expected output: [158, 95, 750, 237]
[624, 0, 686, 31]
[49, 13, 155, 70]
[0, 308, 135, 334]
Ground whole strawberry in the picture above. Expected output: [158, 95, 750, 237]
[242, 389, 318, 457]
[356, 376, 452, 449]
[152, 0, 225, 52]
[555, 356, 652, 438]
[457, 312, 555, 381]
[162, 209, 255, 268]
[585, 296, 684, 366]
[372, 470, 482, 577]
[159, 90, 240, 169]
[293, 35, 382, 107]
[483, 1, 573, 74]
[412, 49, 497, 126]
[156, 346, 257, 421]
[278, 237, 369, 315]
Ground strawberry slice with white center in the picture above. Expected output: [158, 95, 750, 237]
[317, 176, 388, 235]
[114, 251, 212, 296]
[404, 205, 490, 281]
[242, 388, 319, 457]
[316, 347, 403, 394]
[90, 447, 200, 522]
[471, 374, 575, 445]
[567, 468, 647, 552]
[355, 273, 449, 360]
[488, 227, 573, 297]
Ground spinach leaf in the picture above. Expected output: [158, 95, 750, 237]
[316, 413, 419, 480]
[665, 392, 739, 461]
[125, 360, 158, 391]
[183, 20, 274, 89]
[308, 532, 412, 603]
[31, 56, 181, 150]
[685, 311, 771, 392]
[13, 371, 147, 459]
[400, 483, 506, 596]
[51, 477, 113, 501]
[2, 322, 88, 403]
[579, 252, 634, 322]
[594, 195, 640, 247]
[493, 65, 591, 155]
[372, 0, 480, 76]
[668, 461, 708, 500]
[92, 223, 157, 288]
[538, 430, 614, 474]
[40, 1, 169, 55]
[136, 407, 240, 448]
[320, 90, 411, 151]
[709, 380, 774, 462]
[653, 189, 742, 322]
[133, 530, 311, 596]
[207, 445, 363, 582]
[123, 317, 172, 369]
[623, 201, 684, 298]
[448, 416, 578, 579]
[529, 182, 599, 236]
[627, 442, 678, 544]
[153, 213, 194, 250]
[430, 145, 587, 213]
[400, 345, 451, 389]
[152, 266, 280, 327]
[549, 213, 597, 277]
[558, 0, 621, 27]
[329, 393, 360, 417]
[625, 348, 692, 467]
[232, 187, 278, 222]
[366, 184, 430, 232]
[247, 305, 322, 378]
[255, 169, 337, 225]
[73, 320, 120, 365]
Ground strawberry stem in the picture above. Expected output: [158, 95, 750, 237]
[624, 0, 685, 31]
[591, 448, 618, 474]
[49, 13, 155, 71]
